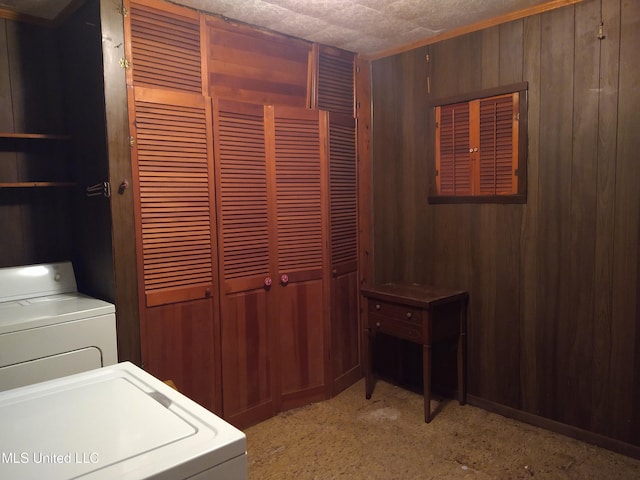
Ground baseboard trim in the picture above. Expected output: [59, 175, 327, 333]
[467, 395, 640, 460]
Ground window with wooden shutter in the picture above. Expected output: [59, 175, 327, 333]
[432, 83, 527, 203]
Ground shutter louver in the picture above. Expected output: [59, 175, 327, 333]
[437, 103, 471, 195]
[133, 92, 213, 306]
[216, 101, 270, 283]
[329, 114, 357, 267]
[274, 111, 323, 274]
[479, 93, 518, 195]
[129, 0, 201, 93]
[317, 46, 355, 116]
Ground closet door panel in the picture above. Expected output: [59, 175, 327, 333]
[270, 106, 329, 406]
[219, 289, 274, 426]
[328, 113, 360, 393]
[129, 86, 215, 308]
[213, 99, 276, 426]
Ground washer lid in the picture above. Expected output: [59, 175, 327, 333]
[0, 362, 246, 480]
[0, 293, 115, 335]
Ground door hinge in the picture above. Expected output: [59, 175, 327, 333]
[128, 136, 136, 147]
[597, 22, 605, 40]
[120, 58, 131, 70]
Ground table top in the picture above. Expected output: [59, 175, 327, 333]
[361, 283, 468, 309]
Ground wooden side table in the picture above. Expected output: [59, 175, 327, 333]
[361, 283, 468, 423]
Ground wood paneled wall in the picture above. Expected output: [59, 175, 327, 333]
[370, 0, 640, 450]
[0, 20, 73, 267]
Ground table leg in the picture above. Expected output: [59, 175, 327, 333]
[423, 342, 431, 423]
[457, 300, 467, 405]
[365, 326, 374, 399]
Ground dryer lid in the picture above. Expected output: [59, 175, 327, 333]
[0, 262, 77, 302]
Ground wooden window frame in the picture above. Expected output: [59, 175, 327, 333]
[429, 82, 528, 204]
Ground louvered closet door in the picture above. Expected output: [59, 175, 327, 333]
[129, 87, 215, 307]
[213, 99, 276, 426]
[125, 0, 221, 414]
[317, 45, 355, 116]
[327, 113, 360, 393]
[269, 105, 329, 409]
[126, 0, 202, 93]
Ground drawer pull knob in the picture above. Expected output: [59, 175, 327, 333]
[406, 312, 412, 318]
[375, 321, 381, 328]
[375, 304, 381, 310]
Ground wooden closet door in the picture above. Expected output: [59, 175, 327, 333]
[127, 85, 219, 410]
[213, 99, 277, 427]
[327, 113, 360, 394]
[268, 106, 330, 409]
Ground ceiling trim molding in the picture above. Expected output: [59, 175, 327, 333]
[364, 0, 585, 61]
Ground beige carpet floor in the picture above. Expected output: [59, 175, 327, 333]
[244, 379, 640, 479]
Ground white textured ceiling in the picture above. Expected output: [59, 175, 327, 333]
[2, 0, 564, 55]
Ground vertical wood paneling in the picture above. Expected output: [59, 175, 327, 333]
[0, 19, 21, 267]
[101, 0, 141, 364]
[371, 54, 401, 284]
[610, 0, 640, 444]
[520, 13, 542, 414]
[369, 0, 640, 451]
[591, 0, 620, 437]
[536, 6, 574, 420]
[493, 18, 523, 409]
[0, 20, 71, 269]
[563, 0, 600, 430]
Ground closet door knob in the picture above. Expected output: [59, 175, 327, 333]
[264, 276, 272, 287]
[280, 274, 289, 285]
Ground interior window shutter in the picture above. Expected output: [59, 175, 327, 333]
[329, 113, 357, 269]
[214, 100, 270, 290]
[128, 0, 201, 93]
[131, 88, 214, 307]
[436, 102, 471, 195]
[479, 93, 518, 195]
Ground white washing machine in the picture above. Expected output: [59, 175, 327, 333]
[0, 262, 117, 391]
[0, 362, 248, 479]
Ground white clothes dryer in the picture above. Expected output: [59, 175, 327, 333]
[0, 262, 117, 391]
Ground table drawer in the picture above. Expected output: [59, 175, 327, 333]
[368, 300, 422, 325]
[368, 300, 422, 343]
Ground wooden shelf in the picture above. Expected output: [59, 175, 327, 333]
[0, 132, 71, 140]
[0, 182, 76, 188]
